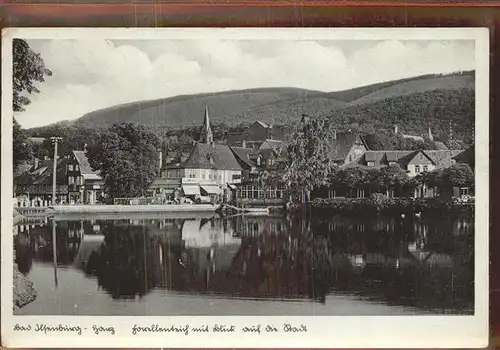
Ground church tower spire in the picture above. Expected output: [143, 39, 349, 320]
[428, 122, 434, 141]
[199, 105, 213, 144]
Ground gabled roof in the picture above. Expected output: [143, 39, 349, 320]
[348, 150, 415, 169]
[181, 143, 242, 171]
[422, 150, 463, 168]
[73, 151, 99, 175]
[259, 139, 284, 154]
[230, 147, 256, 168]
[332, 132, 369, 161]
[15, 158, 69, 185]
[452, 147, 474, 167]
[254, 121, 269, 128]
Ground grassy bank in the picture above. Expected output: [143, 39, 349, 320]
[289, 195, 474, 217]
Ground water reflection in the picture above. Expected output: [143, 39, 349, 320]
[14, 213, 474, 314]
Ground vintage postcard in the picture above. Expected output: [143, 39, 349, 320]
[1, 27, 489, 348]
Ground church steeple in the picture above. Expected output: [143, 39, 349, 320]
[199, 105, 213, 144]
[428, 123, 434, 141]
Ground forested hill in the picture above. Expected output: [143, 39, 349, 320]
[74, 88, 333, 128]
[28, 70, 475, 148]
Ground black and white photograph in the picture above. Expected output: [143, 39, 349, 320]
[1, 28, 489, 348]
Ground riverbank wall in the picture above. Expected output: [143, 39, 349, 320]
[47, 204, 218, 215]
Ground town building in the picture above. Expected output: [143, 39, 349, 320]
[14, 157, 69, 205]
[329, 131, 369, 165]
[67, 151, 105, 204]
[226, 121, 292, 149]
[345, 149, 463, 178]
[151, 106, 243, 202]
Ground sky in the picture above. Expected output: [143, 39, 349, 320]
[15, 38, 475, 128]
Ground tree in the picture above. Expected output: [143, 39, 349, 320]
[13, 39, 52, 112]
[258, 168, 283, 205]
[372, 165, 409, 196]
[439, 163, 474, 188]
[12, 39, 51, 170]
[86, 123, 160, 199]
[13, 118, 32, 167]
[331, 167, 369, 197]
[283, 115, 338, 203]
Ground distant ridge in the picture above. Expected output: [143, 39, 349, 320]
[35, 70, 474, 131]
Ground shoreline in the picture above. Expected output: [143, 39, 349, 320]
[46, 204, 218, 215]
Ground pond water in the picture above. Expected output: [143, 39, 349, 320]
[13, 212, 474, 315]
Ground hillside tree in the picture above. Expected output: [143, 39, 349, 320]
[13, 118, 32, 168]
[86, 123, 160, 200]
[283, 115, 338, 203]
[12, 39, 52, 168]
[13, 39, 52, 112]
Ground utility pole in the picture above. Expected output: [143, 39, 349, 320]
[50, 137, 62, 205]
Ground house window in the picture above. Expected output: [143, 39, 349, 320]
[349, 155, 352, 162]
[423, 165, 429, 172]
[460, 187, 469, 196]
[367, 161, 375, 167]
[68, 164, 74, 171]
[388, 161, 396, 166]
[232, 174, 241, 180]
[68, 176, 74, 185]
[75, 164, 79, 171]
[415, 165, 421, 173]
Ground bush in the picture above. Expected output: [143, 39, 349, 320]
[298, 196, 473, 217]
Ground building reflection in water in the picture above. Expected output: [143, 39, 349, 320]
[13, 213, 474, 314]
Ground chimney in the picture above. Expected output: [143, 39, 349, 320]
[34, 157, 39, 169]
[242, 140, 246, 148]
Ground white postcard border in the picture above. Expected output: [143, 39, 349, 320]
[1, 27, 490, 348]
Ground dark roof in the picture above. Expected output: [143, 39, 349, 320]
[230, 147, 256, 168]
[348, 149, 463, 171]
[452, 147, 474, 167]
[422, 150, 463, 168]
[181, 143, 242, 171]
[73, 151, 99, 175]
[261, 139, 284, 154]
[15, 158, 68, 185]
[348, 150, 415, 169]
[255, 121, 269, 128]
[332, 132, 368, 161]
[365, 152, 377, 162]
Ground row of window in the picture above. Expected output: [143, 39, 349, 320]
[67, 164, 80, 172]
[414, 165, 430, 173]
[67, 176, 83, 186]
[236, 186, 285, 199]
[170, 171, 242, 181]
